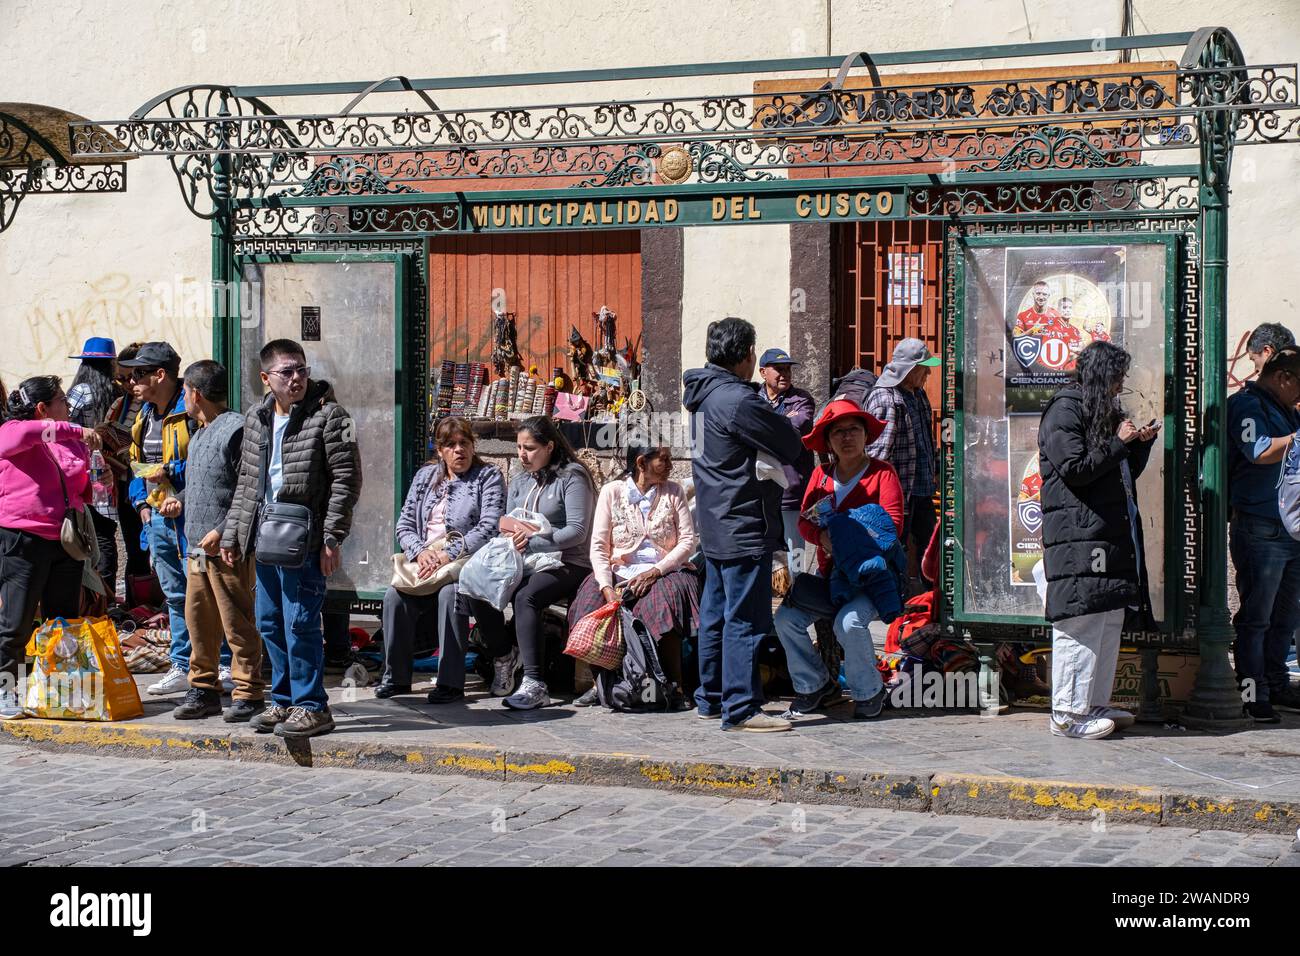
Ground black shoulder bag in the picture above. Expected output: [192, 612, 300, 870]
[253, 425, 313, 568]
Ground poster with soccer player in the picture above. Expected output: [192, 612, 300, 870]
[1004, 245, 1126, 413]
[1007, 416, 1043, 587]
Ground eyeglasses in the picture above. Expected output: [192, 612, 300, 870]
[267, 365, 310, 381]
[128, 367, 162, 382]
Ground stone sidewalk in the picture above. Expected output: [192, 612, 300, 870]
[4, 670, 1300, 835]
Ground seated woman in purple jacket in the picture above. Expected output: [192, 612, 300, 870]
[376, 417, 505, 703]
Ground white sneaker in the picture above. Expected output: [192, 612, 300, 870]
[1050, 713, 1116, 739]
[1090, 705, 1135, 729]
[218, 665, 235, 693]
[148, 665, 190, 696]
[503, 676, 550, 710]
[0, 689, 25, 720]
[490, 647, 522, 697]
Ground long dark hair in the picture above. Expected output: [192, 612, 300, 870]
[425, 416, 485, 483]
[4, 375, 62, 422]
[517, 415, 592, 487]
[1075, 342, 1131, 453]
[71, 358, 116, 396]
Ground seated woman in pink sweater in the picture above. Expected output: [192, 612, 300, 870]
[567, 440, 700, 700]
[0, 376, 103, 719]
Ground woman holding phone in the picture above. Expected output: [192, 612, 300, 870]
[1038, 341, 1158, 740]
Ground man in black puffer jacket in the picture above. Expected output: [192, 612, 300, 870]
[221, 339, 362, 739]
[1038, 345, 1156, 740]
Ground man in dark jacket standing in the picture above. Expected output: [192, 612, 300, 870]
[1226, 345, 1300, 722]
[1038, 342, 1156, 740]
[758, 347, 816, 574]
[221, 339, 362, 739]
[682, 318, 804, 732]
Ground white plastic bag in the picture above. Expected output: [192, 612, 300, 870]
[458, 536, 525, 611]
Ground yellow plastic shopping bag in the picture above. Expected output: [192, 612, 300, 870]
[24, 617, 143, 721]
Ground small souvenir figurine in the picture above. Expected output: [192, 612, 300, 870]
[568, 325, 595, 384]
[596, 305, 618, 358]
[491, 309, 523, 377]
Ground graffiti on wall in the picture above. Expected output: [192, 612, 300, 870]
[3, 274, 212, 390]
[1226, 328, 1259, 393]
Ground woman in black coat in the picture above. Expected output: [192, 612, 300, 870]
[1038, 342, 1158, 740]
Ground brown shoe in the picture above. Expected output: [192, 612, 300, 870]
[274, 706, 336, 739]
[249, 703, 292, 734]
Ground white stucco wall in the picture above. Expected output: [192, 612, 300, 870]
[1, 0, 1297, 396]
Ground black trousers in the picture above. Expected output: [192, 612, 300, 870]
[88, 506, 117, 592]
[0, 527, 83, 682]
[381, 583, 471, 688]
[466, 563, 588, 681]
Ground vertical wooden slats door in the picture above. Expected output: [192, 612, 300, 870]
[428, 231, 642, 374]
[834, 219, 946, 415]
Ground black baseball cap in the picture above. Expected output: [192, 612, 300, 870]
[1262, 345, 1300, 377]
[118, 341, 181, 372]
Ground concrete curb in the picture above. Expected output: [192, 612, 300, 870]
[4, 718, 1297, 835]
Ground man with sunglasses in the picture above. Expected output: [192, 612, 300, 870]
[119, 342, 211, 697]
[221, 339, 362, 739]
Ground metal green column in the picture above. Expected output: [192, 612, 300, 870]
[1182, 28, 1250, 729]
[210, 95, 236, 406]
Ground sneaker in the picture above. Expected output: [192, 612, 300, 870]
[573, 686, 600, 707]
[1090, 705, 1136, 729]
[218, 665, 235, 693]
[1270, 689, 1300, 714]
[490, 647, 522, 697]
[1050, 713, 1117, 739]
[696, 709, 722, 720]
[722, 711, 792, 733]
[172, 687, 222, 720]
[0, 689, 24, 720]
[853, 689, 887, 720]
[1245, 701, 1282, 724]
[249, 703, 293, 734]
[274, 706, 336, 739]
[502, 676, 550, 710]
[785, 680, 844, 718]
[223, 699, 266, 723]
[426, 685, 464, 705]
[147, 665, 190, 696]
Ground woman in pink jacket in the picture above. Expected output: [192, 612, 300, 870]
[0, 376, 101, 719]
[568, 440, 700, 698]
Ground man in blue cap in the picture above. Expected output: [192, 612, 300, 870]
[759, 347, 816, 574]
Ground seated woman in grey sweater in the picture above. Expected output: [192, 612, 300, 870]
[377, 417, 505, 703]
[466, 415, 595, 710]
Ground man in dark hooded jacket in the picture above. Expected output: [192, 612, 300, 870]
[682, 317, 803, 732]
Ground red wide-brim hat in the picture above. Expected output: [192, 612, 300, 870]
[803, 398, 886, 454]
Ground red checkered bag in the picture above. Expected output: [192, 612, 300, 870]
[563, 600, 625, 671]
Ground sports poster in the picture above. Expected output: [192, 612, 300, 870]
[1005, 245, 1127, 414]
[1008, 417, 1043, 588]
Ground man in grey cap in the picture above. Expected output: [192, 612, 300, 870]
[864, 338, 940, 584]
[758, 347, 816, 574]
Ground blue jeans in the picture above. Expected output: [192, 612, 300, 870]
[147, 513, 192, 670]
[695, 555, 772, 727]
[1229, 512, 1300, 704]
[255, 554, 329, 711]
[776, 588, 883, 702]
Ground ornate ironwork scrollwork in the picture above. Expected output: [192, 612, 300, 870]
[291, 158, 414, 197]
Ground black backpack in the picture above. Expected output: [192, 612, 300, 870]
[594, 608, 681, 712]
[827, 367, 878, 411]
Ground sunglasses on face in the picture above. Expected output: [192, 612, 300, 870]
[128, 367, 162, 382]
[266, 365, 310, 381]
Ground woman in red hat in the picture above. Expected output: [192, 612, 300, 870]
[774, 399, 905, 720]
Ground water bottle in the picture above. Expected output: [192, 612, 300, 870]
[89, 450, 112, 510]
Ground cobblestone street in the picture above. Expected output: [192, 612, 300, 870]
[0, 744, 1295, 867]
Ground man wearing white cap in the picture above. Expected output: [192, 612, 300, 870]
[864, 338, 940, 578]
